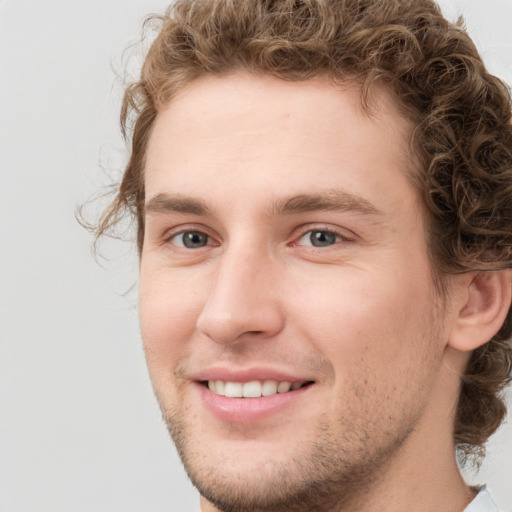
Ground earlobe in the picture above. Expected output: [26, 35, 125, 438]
[448, 270, 512, 352]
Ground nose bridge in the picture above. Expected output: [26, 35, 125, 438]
[196, 239, 283, 344]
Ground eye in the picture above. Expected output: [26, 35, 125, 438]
[170, 230, 211, 249]
[297, 229, 343, 247]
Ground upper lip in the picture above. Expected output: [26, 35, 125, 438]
[191, 366, 315, 383]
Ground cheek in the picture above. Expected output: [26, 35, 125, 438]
[139, 268, 204, 381]
[290, 264, 437, 371]
[297, 270, 441, 423]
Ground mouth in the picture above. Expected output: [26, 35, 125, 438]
[202, 379, 314, 398]
[195, 374, 315, 423]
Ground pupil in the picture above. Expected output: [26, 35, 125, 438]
[184, 231, 207, 248]
[311, 231, 336, 247]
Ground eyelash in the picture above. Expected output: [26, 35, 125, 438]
[164, 225, 352, 251]
[165, 229, 217, 249]
[293, 228, 348, 248]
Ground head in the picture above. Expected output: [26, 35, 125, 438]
[97, 0, 512, 509]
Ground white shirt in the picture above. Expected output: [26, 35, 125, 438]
[464, 487, 499, 512]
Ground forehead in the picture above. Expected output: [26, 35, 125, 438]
[144, 73, 416, 215]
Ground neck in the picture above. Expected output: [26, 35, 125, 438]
[342, 428, 476, 512]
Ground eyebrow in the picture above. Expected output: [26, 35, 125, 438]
[145, 193, 211, 216]
[269, 190, 383, 217]
[144, 189, 383, 218]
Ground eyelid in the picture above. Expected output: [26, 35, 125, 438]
[163, 224, 220, 248]
[158, 223, 354, 249]
[290, 224, 355, 247]
[169, 231, 211, 248]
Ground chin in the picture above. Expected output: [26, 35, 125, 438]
[163, 407, 408, 512]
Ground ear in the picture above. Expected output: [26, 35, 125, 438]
[448, 270, 512, 352]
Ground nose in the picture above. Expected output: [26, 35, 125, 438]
[196, 244, 285, 345]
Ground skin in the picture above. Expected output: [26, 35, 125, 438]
[139, 73, 480, 512]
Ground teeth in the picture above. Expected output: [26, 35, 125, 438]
[262, 380, 278, 396]
[216, 380, 225, 395]
[242, 381, 262, 397]
[224, 382, 243, 398]
[277, 381, 291, 393]
[207, 380, 307, 398]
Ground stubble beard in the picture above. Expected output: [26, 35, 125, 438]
[155, 303, 444, 512]
[160, 395, 420, 512]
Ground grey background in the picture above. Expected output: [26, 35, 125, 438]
[0, 1, 511, 510]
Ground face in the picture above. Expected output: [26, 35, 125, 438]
[140, 74, 453, 511]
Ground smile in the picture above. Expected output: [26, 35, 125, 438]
[207, 379, 311, 398]
[198, 378, 314, 424]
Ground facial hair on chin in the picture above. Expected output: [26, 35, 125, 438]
[160, 393, 422, 512]
[156, 317, 443, 512]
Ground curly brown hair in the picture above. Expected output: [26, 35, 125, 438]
[97, 0, 512, 459]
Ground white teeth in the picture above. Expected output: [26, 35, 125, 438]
[242, 381, 262, 398]
[216, 380, 225, 395]
[224, 382, 243, 397]
[207, 380, 307, 398]
[277, 381, 291, 393]
[261, 380, 278, 396]
[208, 380, 226, 394]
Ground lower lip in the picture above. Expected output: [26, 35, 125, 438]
[196, 383, 311, 424]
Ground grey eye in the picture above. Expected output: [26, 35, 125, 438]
[298, 230, 341, 247]
[174, 231, 210, 248]
[310, 231, 338, 247]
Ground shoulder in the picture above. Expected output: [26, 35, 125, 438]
[464, 487, 500, 512]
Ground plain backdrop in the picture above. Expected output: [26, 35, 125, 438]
[1, 1, 511, 511]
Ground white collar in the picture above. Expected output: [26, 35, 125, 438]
[464, 486, 499, 512]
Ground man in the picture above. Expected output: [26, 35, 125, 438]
[96, 0, 512, 510]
